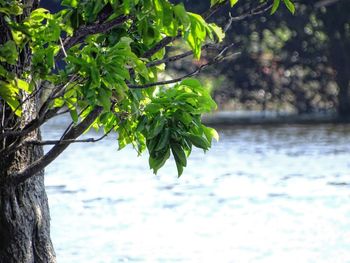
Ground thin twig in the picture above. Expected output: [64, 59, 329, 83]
[59, 36, 68, 58]
[1, 106, 104, 187]
[143, 35, 180, 59]
[315, 0, 343, 8]
[0, 76, 79, 142]
[1, 103, 5, 132]
[146, 44, 220, 68]
[142, 1, 229, 59]
[58, 15, 132, 60]
[26, 125, 115, 146]
[130, 44, 236, 89]
[223, 2, 273, 32]
[38, 75, 79, 118]
[202, 0, 230, 19]
[59, 106, 89, 140]
[0, 107, 59, 141]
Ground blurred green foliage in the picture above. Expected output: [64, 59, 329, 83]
[177, 0, 350, 116]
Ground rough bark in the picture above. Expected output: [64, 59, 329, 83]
[0, 1, 56, 261]
[0, 129, 56, 263]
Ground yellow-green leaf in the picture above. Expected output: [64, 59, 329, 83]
[229, 0, 239, 7]
[16, 78, 31, 92]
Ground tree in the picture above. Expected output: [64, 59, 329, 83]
[0, 0, 291, 261]
[319, 0, 350, 117]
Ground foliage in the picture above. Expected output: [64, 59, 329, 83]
[0, 0, 293, 177]
[179, 0, 344, 114]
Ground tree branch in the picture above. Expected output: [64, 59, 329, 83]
[130, 44, 237, 89]
[0, 75, 80, 143]
[25, 125, 114, 146]
[146, 43, 220, 68]
[1, 81, 44, 130]
[315, 0, 343, 8]
[143, 35, 180, 59]
[1, 106, 103, 188]
[202, 0, 231, 20]
[223, 1, 273, 33]
[142, 0, 229, 59]
[57, 14, 132, 60]
[0, 107, 59, 141]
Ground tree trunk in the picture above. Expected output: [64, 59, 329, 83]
[0, 93, 57, 263]
[321, 2, 350, 118]
[336, 63, 350, 118]
[0, 1, 56, 261]
[329, 32, 350, 118]
[0, 131, 56, 263]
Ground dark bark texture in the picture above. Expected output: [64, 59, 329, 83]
[0, 1, 56, 262]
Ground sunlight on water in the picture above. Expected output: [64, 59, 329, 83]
[43, 121, 350, 263]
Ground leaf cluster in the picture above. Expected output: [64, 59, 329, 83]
[0, 0, 293, 176]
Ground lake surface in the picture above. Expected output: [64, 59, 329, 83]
[42, 121, 350, 263]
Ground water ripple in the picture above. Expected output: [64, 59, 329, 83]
[43, 122, 350, 263]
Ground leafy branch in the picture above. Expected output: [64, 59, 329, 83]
[57, 14, 132, 59]
[146, 43, 221, 68]
[25, 125, 114, 146]
[1, 106, 103, 187]
[131, 44, 237, 89]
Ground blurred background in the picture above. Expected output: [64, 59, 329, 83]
[41, 0, 350, 262]
[172, 0, 350, 118]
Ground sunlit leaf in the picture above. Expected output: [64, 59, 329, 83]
[283, 0, 295, 14]
[229, 0, 239, 7]
[271, 0, 281, 14]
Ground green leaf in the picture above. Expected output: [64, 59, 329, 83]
[210, 0, 216, 6]
[53, 98, 65, 108]
[97, 88, 111, 110]
[171, 143, 187, 167]
[283, 0, 295, 14]
[174, 4, 190, 29]
[16, 78, 31, 92]
[148, 116, 165, 139]
[171, 142, 186, 177]
[209, 0, 238, 10]
[204, 127, 219, 142]
[0, 80, 21, 116]
[1, 95, 21, 116]
[0, 4, 23, 15]
[11, 30, 26, 46]
[210, 0, 229, 7]
[155, 127, 170, 151]
[149, 148, 170, 174]
[90, 65, 100, 86]
[136, 116, 147, 132]
[188, 134, 210, 150]
[0, 40, 18, 65]
[187, 12, 208, 58]
[208, 23, 225, 42]
[229, 0, 239, 7]
[271, 0, 280, 14]
[30, 8, 49, 22]
[0, 64, 7, 77]
[180, 78, 202, 90]
[175, 112, 192, 126]
[69, 109, 79, 123]
[147, 137, 158, 153]
[175, 159, 184, 177]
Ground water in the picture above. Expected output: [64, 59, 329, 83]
[43, 121, 350, 263]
